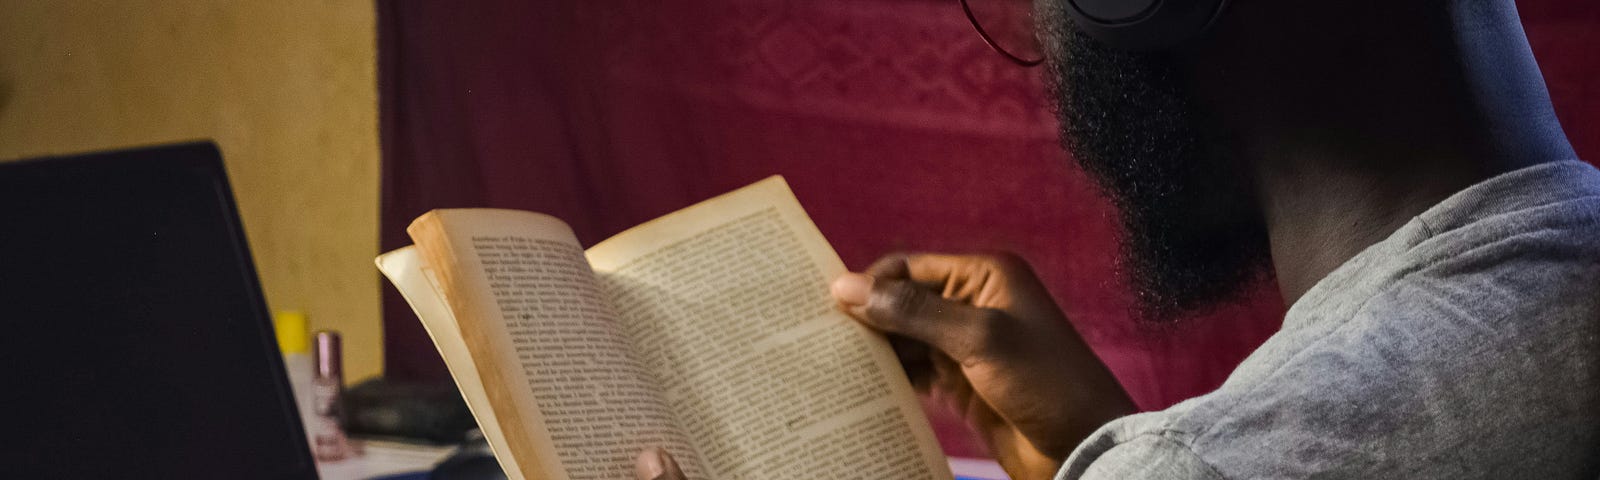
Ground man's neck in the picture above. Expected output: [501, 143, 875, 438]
[1187, 0, 1576, 304]
[1251, 145, 1526, 303]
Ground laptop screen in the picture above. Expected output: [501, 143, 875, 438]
[0, 143, 318, 478]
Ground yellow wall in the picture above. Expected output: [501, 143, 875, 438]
[0, 1, 383, 382]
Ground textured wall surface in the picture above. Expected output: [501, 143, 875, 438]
[0, 1, 382, 382]
[378, 0, 1599, 457]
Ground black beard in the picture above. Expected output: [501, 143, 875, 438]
[1040, 12, 1271, 323]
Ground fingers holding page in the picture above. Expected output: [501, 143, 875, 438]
[830, 269, 994, 364]
[634, 447, 687, 480]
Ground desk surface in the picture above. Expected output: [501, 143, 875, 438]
[317, 442, 1009, 480]
[315, 440, 454, 480]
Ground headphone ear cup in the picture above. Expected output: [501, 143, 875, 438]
[1063, 0, 1230, 51]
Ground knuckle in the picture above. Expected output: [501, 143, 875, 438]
[873, 281, 926, 318]
[865, 252, 913, 277]
[970, 308, 1007, 339]
[963, 308, 1010, 357]
[984, 251, 1031, 274]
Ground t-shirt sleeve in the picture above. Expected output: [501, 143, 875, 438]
[1056, 412, 1227, 480]
[1057, 433, 1225, 480]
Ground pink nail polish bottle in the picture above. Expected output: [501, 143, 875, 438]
[311, 331, 353, 461]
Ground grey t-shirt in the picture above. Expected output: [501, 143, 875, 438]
[1059, 161, 1600, 479]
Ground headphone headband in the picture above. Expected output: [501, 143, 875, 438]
[1064, 0, 1230, 51]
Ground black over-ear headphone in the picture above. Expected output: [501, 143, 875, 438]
[1061, 0, 1231, 51]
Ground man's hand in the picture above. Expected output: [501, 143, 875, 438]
[631, 253, 1132, 480]
[833, 253, 1135, 479]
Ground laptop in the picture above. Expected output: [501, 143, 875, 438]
[0, 142, 319, 478]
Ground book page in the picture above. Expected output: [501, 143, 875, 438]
[587, 177, 953, 479]
[375, 246, 526, 478]
[407, 210, 706, 480]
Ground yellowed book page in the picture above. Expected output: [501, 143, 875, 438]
[587, 176, 954, 480]
[407, 210, 706, 480]
[375, 246, 525, 478]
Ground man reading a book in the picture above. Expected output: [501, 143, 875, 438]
[638, 0, 1600, 478]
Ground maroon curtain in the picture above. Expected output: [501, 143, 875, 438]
[378, 0, 1600, 457]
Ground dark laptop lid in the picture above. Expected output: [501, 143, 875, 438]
[0, 142, 318, 478]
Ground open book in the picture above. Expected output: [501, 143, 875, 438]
[377, 177, 953, 480]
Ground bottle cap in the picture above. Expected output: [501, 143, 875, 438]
[274, 311, 310, 355]
[314, 330, 342, 380]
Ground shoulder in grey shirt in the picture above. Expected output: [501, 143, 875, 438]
[1059, 161, 1600, 479]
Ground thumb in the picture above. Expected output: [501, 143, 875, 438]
[635, 447, 687, 480]
[832, 272, 996, 362]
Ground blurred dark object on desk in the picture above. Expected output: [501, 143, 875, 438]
[430, 430, 508, 480]
[345, 377, 478, 444]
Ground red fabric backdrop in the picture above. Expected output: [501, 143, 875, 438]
[378, 0, 1599, 457]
